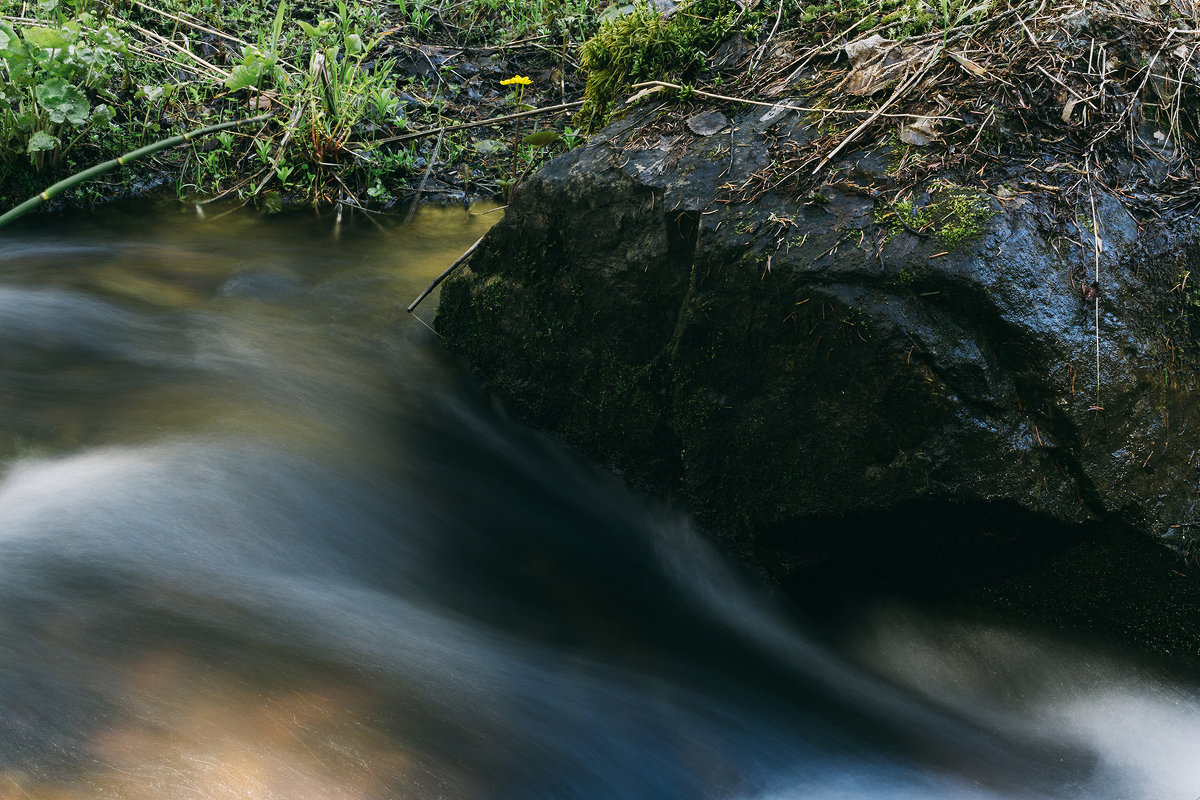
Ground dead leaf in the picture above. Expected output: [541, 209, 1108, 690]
[1062, 96, 1079, 124]
[948, 51, 988, 78]
[844, 34, 895, 66]
[841, 35, 932, 96]
[759, 103, 791, 124]
[899, 116, 939, 146]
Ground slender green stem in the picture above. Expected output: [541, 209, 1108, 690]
[0, 114, 273, 230]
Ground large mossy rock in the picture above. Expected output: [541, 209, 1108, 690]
[435, 103, 1200, 579]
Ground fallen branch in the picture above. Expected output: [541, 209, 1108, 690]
[0, 114, 272, 229]
[132, 0, 248, 49]
[374, 100, 584, 146]
[124, 18, 231, 81]
[628, 80, 960, 121]
[407, 233, 486, 312]
[812, 43, 943, 175]
[130, 0, 300, 73]
[406, 126, 445, 224]
[253, 102, 304, 196]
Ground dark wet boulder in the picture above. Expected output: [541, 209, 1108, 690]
[434, 101, 1200, 583]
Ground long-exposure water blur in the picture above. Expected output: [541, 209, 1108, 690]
[0, 199, 1197, 799]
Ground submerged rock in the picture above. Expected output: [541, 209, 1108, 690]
[434, 101, 1200, 593]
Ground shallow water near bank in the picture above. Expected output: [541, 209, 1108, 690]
[0, 199, 1197, 799]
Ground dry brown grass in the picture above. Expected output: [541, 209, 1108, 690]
[697, 0, 1200, 219]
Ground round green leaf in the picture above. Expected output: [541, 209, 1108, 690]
[26, 129, 59, 153]
[23, 26, 71, 49]
[0, 23, 16, 54]
[90, 103, 114, 125]
[35, 77, 90, 125]
[473, 139, 509, 155]
[522, 130, 561, 147]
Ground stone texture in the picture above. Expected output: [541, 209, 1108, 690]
[435, 101, 1200, 578]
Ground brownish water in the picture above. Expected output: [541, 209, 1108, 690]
[0, 199, 1197, 800]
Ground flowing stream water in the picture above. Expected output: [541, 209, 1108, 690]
[0, 199, 1198, 800]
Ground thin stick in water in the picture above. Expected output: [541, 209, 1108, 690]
[406, 126, 445, 225]
[407, 233, 486, 313]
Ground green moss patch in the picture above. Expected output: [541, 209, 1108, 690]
[578, 0, 739, 131]
[877, 182, 998, 248]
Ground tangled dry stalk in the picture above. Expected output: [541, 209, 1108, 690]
[708, 0, 1199, 221]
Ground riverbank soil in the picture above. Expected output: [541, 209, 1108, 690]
[0, 0, 600, 213]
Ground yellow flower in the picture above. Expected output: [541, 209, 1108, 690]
[500, 75, 532, 86]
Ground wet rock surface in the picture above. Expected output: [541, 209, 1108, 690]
[435, 100, 1200, 652]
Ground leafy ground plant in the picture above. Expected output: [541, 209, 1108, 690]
[0, 0, 601, 211]
[0, 3, 125, 176]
